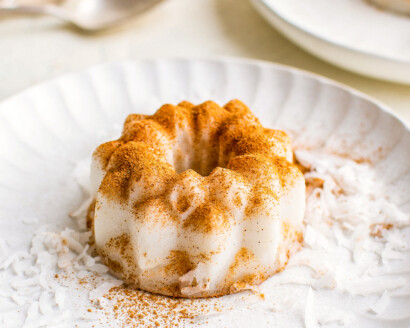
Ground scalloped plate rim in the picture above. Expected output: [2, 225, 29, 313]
[0, 57, 408, 131]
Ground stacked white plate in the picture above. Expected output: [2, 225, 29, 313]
[251, 0, 410, 84]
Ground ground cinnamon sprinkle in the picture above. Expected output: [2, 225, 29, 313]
[183, 203, 229, 233]
[175, 194, 191, 213]
[228, 248, 255, 276]
[369, 223, 393, 238]
[57, 269, 227, 326]
[165, 250, 195, 276]
[103, 286, 224, 327]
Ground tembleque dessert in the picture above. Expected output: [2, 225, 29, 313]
[88, 100, 305, 298]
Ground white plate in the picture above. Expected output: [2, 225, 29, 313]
[251, 0, 410, 84]
[0, 58, 409, 327]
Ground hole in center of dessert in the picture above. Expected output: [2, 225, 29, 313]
[172, 142, 226, 176]
[173, 152, 225, 177]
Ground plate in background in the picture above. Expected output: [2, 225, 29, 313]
[251, 0, 410, 84]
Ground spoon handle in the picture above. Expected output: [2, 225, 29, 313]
[0, 4, 68, 21]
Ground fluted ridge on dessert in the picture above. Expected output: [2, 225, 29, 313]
[89, 100, 305, 298]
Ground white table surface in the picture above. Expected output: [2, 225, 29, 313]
[0, 0, 409, 124]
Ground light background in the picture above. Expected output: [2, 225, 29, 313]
[1, 0, 409, 124]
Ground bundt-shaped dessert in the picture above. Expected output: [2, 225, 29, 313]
[368, 0, 410, 14]
[88, 100, 305, 298]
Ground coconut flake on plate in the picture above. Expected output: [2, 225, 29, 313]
[89, 281, 122, 301]
[304, 287, 317, 328]
[54, 287, 66, 309]
[343, 277, 407, 296]
[369, 291, 391, 315]
[304, 225, 329, 250]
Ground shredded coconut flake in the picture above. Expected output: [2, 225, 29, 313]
[54, 287, 66, 309]
[89, 281, 122, 301]
[304, 287, 317, 328]
[370, 291, 391, 315]
[344, 278, 407, 296]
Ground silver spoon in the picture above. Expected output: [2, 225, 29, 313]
[0, 0, 163, 31]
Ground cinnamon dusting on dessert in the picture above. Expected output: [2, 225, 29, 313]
[89, 99, 305, 298]
[228, 247, 256, 276]
[165, 250, 195, 276]
[98, 142, 175, 203]
[102, 234, 137, 282]
[183, 204, 230, 233]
